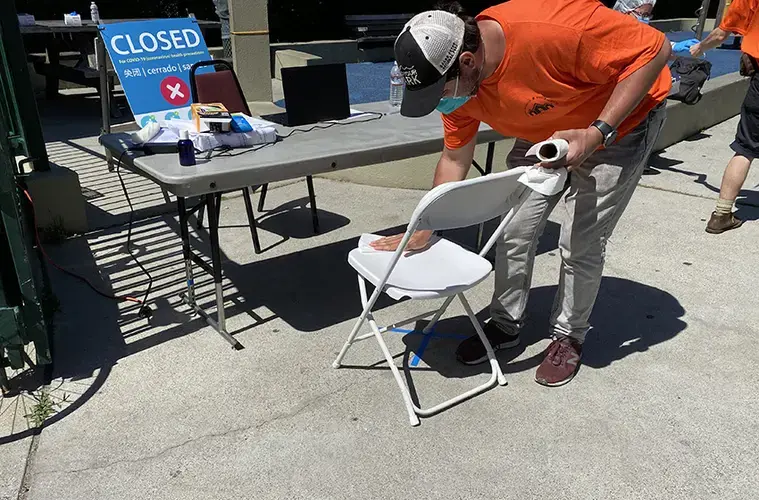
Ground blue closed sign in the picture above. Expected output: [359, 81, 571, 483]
[100, 18, 212, 127]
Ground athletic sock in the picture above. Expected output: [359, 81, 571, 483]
[715, 198, 735, 216]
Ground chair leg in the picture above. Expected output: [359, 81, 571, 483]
[242, 187, 262, 254]
[459, 294, 507, 387]
[422, 296, 456, 333]
[257, 184, 268, 212]
[196, 205, 206, 230]
[332, 276, 419, 426]
[368, 312, 421, 427]
[333, 275, 381, 369]
[306, 175, 320, 234]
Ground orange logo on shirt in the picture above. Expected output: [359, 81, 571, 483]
[526, 96, 556, 117]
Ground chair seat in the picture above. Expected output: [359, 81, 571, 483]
[348, 237, 492, 300]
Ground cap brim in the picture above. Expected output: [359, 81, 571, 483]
[400, 76, 446, 118]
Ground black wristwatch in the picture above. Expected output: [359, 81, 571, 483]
[591, 120, 618, 147]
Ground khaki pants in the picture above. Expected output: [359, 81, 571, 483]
[490, 104, 667, 342]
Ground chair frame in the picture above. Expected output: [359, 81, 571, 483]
[333, 172, 532, 426]
[188, 60, 320, 254]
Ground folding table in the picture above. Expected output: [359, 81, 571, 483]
[99, 103, 505, 348]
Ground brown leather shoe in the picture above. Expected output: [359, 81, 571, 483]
[705, 212, 743, 234]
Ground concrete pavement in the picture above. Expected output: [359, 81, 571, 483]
[2, 114, 759, 499]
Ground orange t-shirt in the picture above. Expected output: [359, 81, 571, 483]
[720, 0, 759, 59]
[442, 0, 672, 149]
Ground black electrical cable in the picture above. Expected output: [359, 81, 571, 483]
[277, 111, 384, 139]
[201, 111, 384, 159]
[114, 148, 155, 318]
[22, 187, 143, 305]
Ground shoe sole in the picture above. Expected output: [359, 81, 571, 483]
[705, 219, 744, 234]
[457, 338, 520, 366]
[535, 364, 581, 387]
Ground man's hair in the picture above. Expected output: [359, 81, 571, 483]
[436, 1, 481, 81]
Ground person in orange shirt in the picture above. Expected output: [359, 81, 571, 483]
[371, 0, 671, 387]
[691, 0, 759, 233]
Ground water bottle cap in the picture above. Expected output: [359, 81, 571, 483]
[180, 130, 189, 140]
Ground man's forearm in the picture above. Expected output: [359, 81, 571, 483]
[432, 140, 476, 187]
[596, 42, 672, 131]
[700, 27, 730, 52]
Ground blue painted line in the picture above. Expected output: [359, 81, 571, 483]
[388, 328, 470, 367]
[389, 328, 414, 334]
[388, 328, 468, 340]
[410, 332, 433, 367]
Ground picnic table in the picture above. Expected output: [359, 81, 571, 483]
[98, 102, 505, 348]
[20, 19, 219, 134]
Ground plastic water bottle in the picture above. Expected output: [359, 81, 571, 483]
[90, 2, 100, 23]
[390, 62, 405, 109]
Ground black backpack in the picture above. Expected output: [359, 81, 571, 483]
[668, 56, 712, 105]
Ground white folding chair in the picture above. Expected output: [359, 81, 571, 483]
[333, 166, 534, 426]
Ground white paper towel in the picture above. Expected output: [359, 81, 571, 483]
[519, 139, 569, 196]
[526, 139, 570, 163]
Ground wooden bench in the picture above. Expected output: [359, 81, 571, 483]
[345, 14, 413, 49]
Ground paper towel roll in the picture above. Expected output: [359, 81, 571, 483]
[130, 122, 161, 144]
[526, 139, 570, 163]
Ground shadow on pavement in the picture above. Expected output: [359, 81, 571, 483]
[255, 196, 351, 238]
[397, 277, 686, 383]
[649, 151, 759, 209]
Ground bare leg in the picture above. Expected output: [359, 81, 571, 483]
[718, 154, 752, 201]
[706, 155, 751, 233]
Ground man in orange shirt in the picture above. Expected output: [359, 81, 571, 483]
[691, 0, 759, 233]
[372, 0, 671, 386]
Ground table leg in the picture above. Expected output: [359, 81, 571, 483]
[206, 193, 243, 349]
[177, 196, 243, 350]
[475, 142, 497, 250]
[242, 187, 262, 254]
[257, 184, 268, 212]
[45, 38, 60, 100]
[306, 175, 320, 233]
[485, 141, 495, 175]
[177, 197, 196, 307]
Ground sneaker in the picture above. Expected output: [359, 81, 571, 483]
[706, 211, 743, 234]
[455, 320, 520, 366]
[535, 337, 583, 387]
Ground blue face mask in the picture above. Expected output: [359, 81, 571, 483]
[633, 13, 651, 24]
[437, 76, 471, 115]
[437, 96, 471, 115]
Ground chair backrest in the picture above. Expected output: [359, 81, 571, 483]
[189, 60, 251, 115]
[410, 167, 528, 232]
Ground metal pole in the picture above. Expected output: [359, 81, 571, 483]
[696, 0, 712, 39]
[95, 35, 110, 135]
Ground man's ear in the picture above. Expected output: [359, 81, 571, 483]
[459, 51, 476, 70]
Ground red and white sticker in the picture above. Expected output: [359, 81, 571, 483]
[160, 76, 190, 106]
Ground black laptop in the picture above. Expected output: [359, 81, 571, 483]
[280, 63, 351, 126]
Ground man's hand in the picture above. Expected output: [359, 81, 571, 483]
[541, 128, 603, 171]
[369, 230, 433, 254]
[690, 42, 705, 58]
